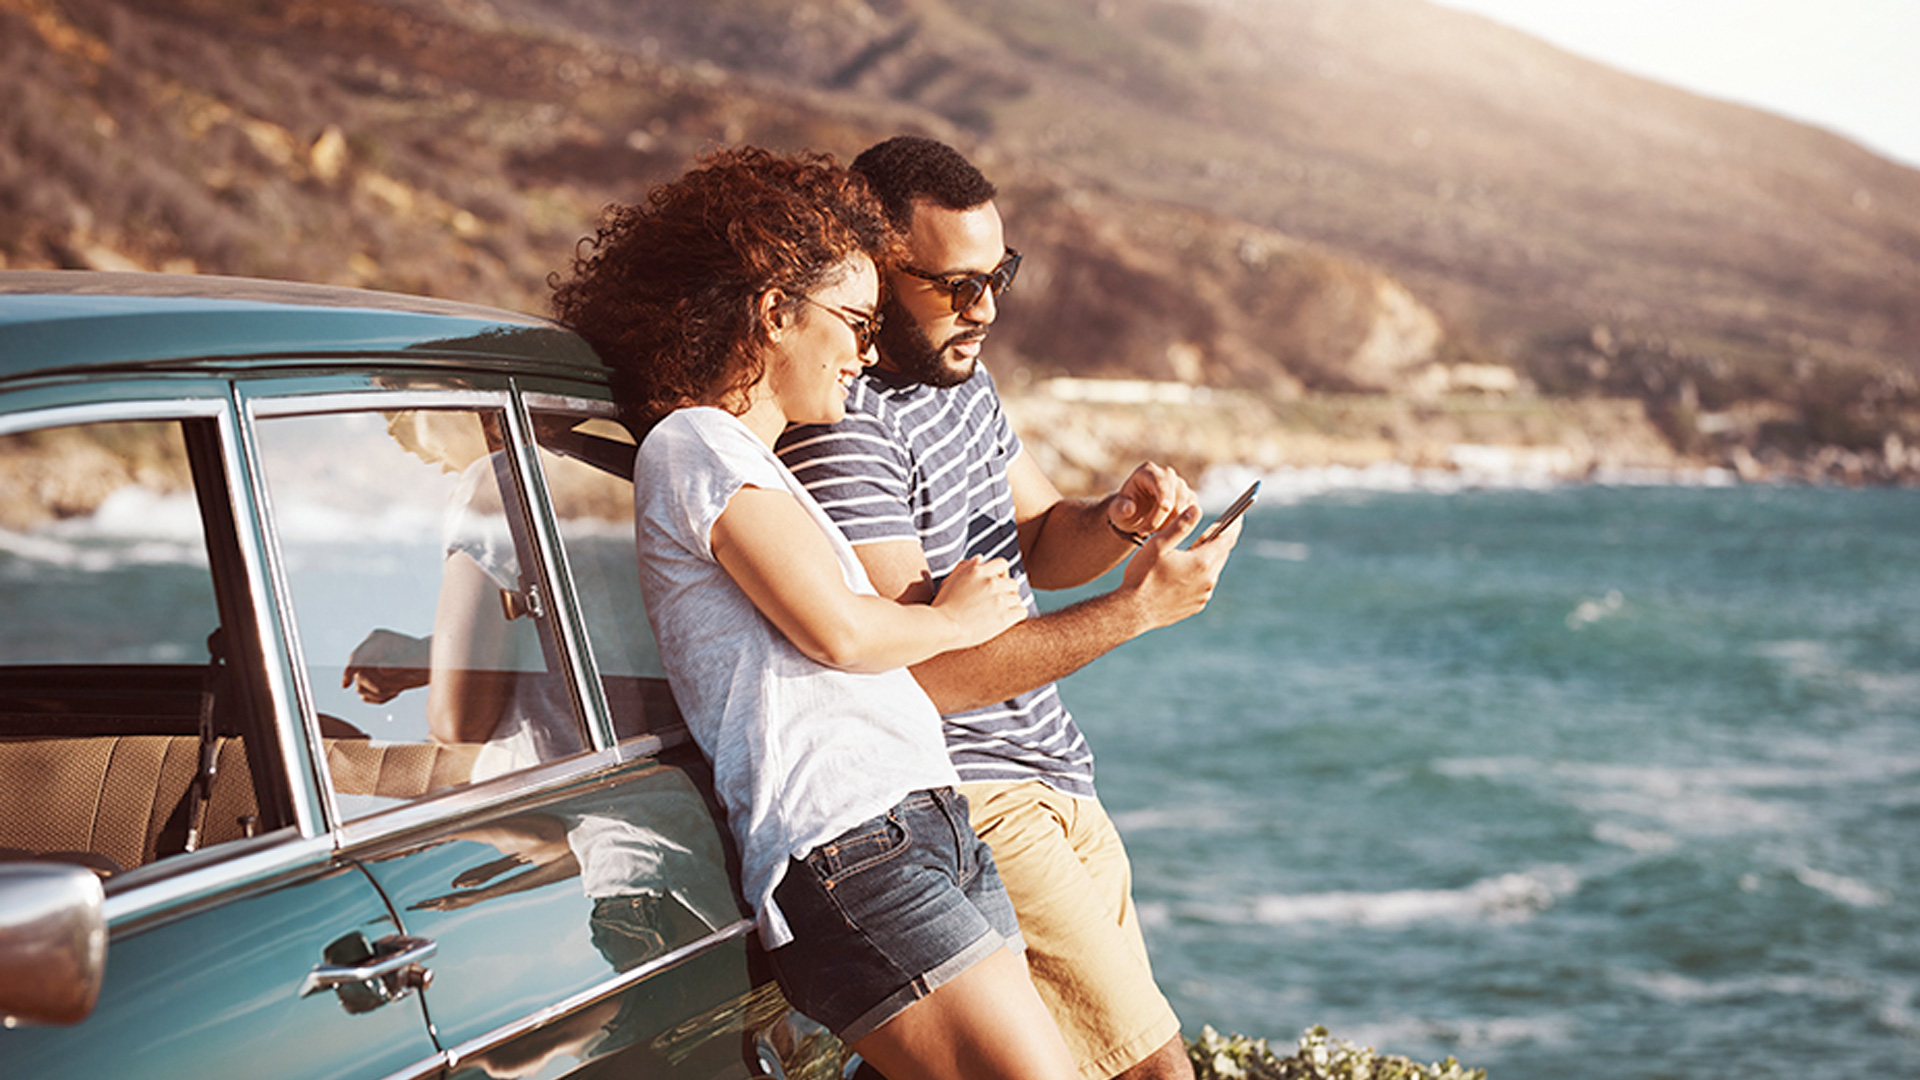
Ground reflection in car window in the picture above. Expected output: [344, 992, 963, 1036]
[529, 409, 677, 739]
[0, 418, 260, 877]
[255, 408, 588, 818]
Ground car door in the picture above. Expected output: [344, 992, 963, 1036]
[244, 375, 839, 1079]
[0, 386, 442, 1079]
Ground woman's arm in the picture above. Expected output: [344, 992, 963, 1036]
[710, 484, 1026, 672]
[426, 551, 515, 744]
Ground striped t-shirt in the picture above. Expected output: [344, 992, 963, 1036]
[777, 364, 1096, 797]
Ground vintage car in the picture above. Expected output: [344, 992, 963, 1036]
[0, 271, 839, 1079]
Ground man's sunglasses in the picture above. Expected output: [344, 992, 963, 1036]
[899, 248, 1022, 314]
[800, 296, 884, 354]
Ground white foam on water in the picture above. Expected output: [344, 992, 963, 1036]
[1564, 588, 1624, 630]
[1615, 967, 1874, 1006]
[1195, 461, 1739, 508]
[1252, 539, 1311, 562]
[1342, 1012, 1579, 1056]
[0, 487, 211, 571]
[63, 486, 202, 539]
[1136, 900, 1172, 929]
[1110, 802, 1245, 833]
[1200, 866, 1582, 928]
[1793, 866, 1892, 908]
[1591, 821, 1677, 853]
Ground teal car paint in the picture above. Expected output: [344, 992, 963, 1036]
[0, 271, 836, 1079]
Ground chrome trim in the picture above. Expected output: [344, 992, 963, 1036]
[0, 864, 106, 1026]
[238, 389, 348, 836]
[519, 391, 619, 417]
[0, 394, 225, 437]
[328, 743, 652, 850]
[298, 935, 437, 997]
[244, 388, 505, 418]
[504, 387, 613, 751]
[101, 832, 337, 930]
[616, 727, 689, 762]
[373, 1053, 449, 1080]
[221, 385, 326, 839]
[441, 918, 758, 1070]
[241, 387, 519, 836]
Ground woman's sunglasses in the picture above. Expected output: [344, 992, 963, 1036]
[899, 248, 1022, 314]
[800, 296, 884, 354]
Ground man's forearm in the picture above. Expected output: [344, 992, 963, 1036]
[908, 586, 1150, 713]
[1020, 494, 1137, 591]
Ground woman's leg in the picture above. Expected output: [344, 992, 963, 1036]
[850, 946, 1081, 1080]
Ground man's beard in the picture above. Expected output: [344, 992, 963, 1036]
[875, 294, 979, 389]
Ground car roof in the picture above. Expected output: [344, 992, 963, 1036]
[0, 271, 605, 382]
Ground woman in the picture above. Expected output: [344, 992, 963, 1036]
[551, 147, 1080, 1080]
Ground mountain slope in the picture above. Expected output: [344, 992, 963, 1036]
[468, 0, 1920, 459]
[5, 0, 1916, 481]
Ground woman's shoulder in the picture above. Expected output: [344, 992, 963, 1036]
[643, 407, 755, 464]
[638, 407, 787, 495]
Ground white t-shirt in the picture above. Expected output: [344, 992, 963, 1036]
[632, 407, 958, 947]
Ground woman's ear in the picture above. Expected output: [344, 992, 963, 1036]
[757, 287, 793, 342]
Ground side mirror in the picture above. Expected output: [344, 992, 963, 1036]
[0, 863, 107, 1026]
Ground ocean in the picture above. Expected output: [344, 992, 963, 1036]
[6, 474, 1915, 1077]
[1053, 480, 1920, 1078]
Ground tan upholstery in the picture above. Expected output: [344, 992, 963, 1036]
[322, 739, 480, 799]
[0, 735, 258, 873]
[0, 734, 482, 875]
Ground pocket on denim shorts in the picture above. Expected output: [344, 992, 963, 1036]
[805, 807, 914, 887]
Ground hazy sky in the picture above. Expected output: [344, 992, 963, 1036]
[1431, 0, 1920, 168]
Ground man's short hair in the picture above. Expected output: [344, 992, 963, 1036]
[852, 136, 997, 231]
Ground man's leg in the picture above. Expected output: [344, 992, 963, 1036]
[959, 781, 1191, 1080]
[1114, 1035, 1194, 1080]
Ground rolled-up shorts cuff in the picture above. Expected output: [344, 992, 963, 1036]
[767, 788, 1024, 1041]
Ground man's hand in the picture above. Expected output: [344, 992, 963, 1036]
[341, 628, 432, 704]
[1119, 502, 1242, 632]
[1107, 461, 1192, 539]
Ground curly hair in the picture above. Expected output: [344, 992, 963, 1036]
[851, 135, 997, 232]
[550, 146, 896, 430]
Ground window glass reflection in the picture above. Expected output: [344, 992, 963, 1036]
[529, 409, 678, 739]
[255, 408, 587, 817]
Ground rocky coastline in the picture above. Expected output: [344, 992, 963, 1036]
[1002, 378, 1920, 501]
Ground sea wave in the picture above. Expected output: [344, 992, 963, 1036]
[1, 517, 207, 573]
[1614, 967, 1876, 1006]
[1195, 458, 1739, 506]
[1185, 866, 1581, 929]
[1793, 866, 1892, 908]
[1346, 1013, 1579, 1054]
[42, 486, 207, 542]
[0, 487, 209, 572]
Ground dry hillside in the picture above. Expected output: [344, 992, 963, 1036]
[4, 0, 1916, 487]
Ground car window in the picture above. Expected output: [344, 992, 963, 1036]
[529, 406, 679, 739]
[0, 417, 265, 878]
[253, 406, 591, 820]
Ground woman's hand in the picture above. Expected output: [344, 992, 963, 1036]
[931, 556, 1028, 649]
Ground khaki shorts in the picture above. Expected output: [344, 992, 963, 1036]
[959, 779, 1181, 1080]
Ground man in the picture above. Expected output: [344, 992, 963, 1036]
[777, 136, 1240, 1080]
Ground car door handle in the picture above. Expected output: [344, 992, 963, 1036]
[300, 934, 437, 1000]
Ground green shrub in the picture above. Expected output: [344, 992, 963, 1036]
[1187, 1024, 1485, 1080]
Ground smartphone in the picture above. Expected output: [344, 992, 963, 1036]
[1195, 479, 1260, 545]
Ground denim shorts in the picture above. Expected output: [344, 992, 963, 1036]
[766, 787, 1023, 1042]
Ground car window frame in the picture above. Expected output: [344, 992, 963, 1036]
[0, 364, 699, 916]
[238, 374, 678, 850]
[0, 379, 330, 930]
